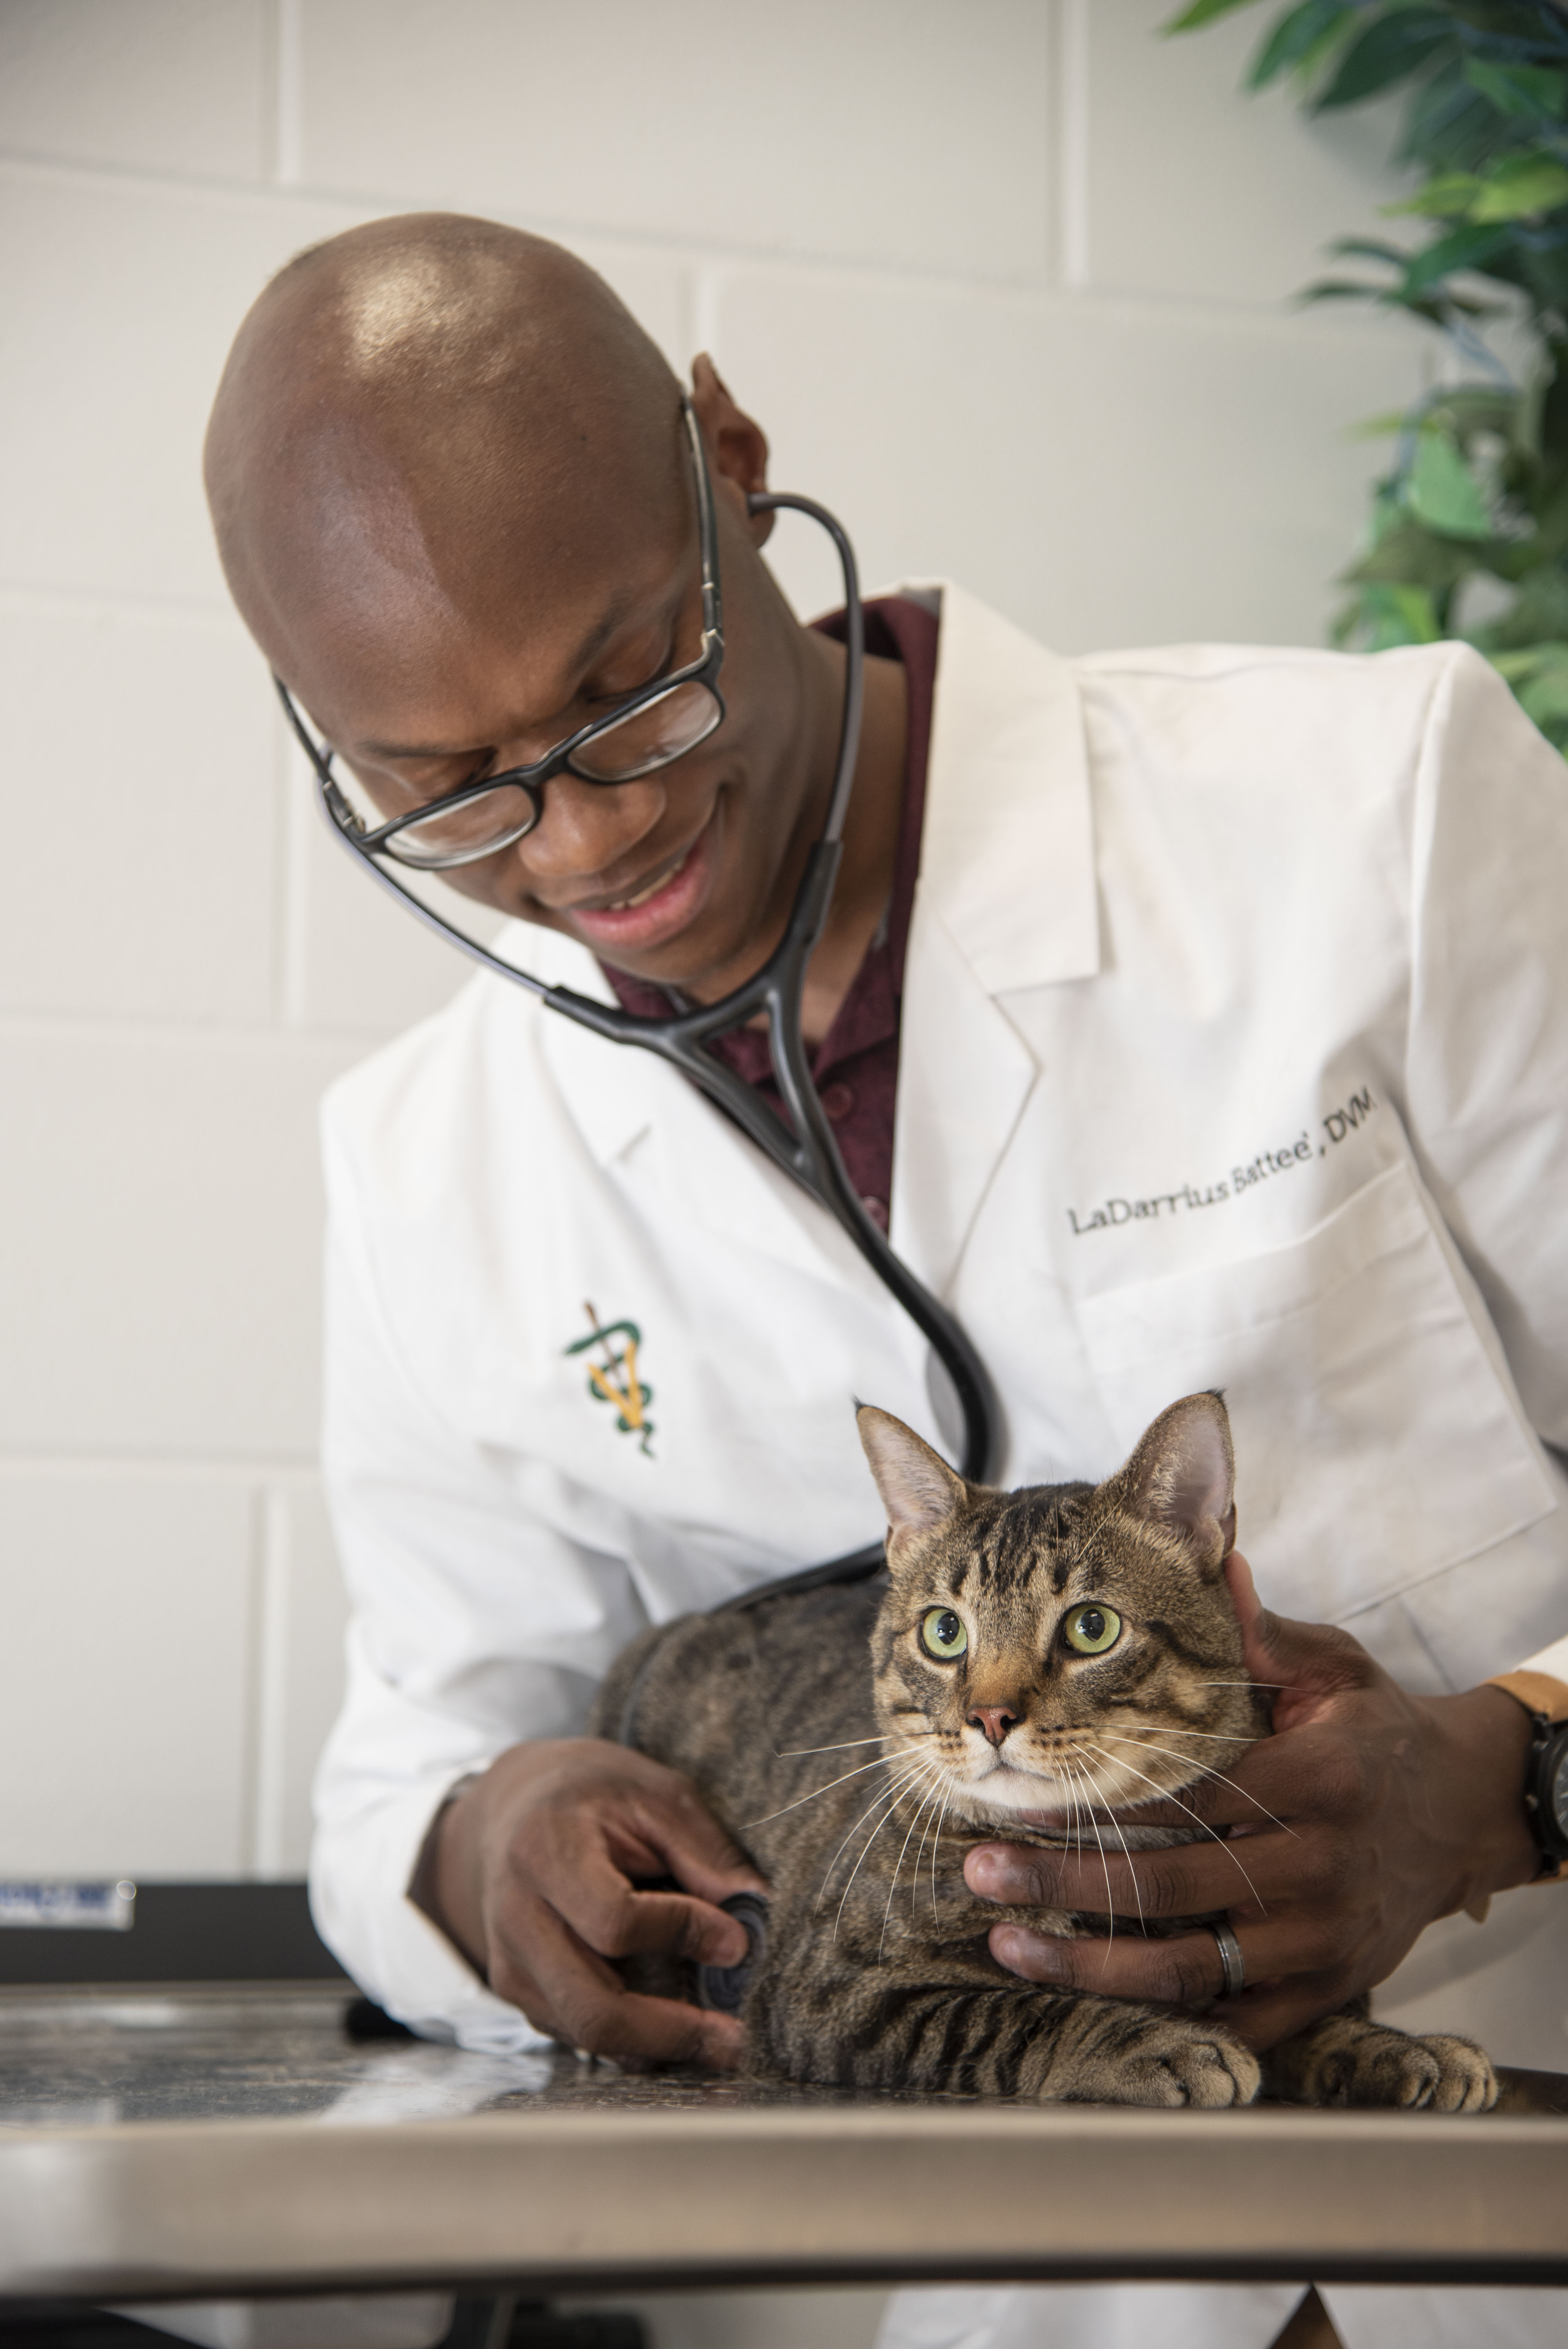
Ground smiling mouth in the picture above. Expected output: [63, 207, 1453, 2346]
[597, 845, 691, 912]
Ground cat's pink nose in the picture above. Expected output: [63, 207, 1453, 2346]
[968, 1705, 1019, 1748]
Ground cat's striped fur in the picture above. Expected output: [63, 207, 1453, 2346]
[591, 1392, 1495, 2109]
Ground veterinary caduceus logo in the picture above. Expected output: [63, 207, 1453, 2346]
[566, 1301, 655, 1457]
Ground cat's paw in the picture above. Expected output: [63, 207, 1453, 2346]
[1283, 2018, 1497, 2113]
[1056, 2016, 1261, 2109]
[1352, 2030, 1497, 2114]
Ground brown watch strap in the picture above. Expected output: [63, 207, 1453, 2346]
[1487, 1669, 1568, 1722]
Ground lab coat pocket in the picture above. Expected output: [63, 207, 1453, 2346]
[1075, 1160, 1557, 1626]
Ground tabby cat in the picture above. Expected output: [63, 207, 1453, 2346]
[591, 1392, 1496, 2110]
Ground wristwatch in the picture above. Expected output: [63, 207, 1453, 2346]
[1523, 1713, 1568, 1877]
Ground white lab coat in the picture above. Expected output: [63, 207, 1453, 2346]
[311, 586, 1568, 2342]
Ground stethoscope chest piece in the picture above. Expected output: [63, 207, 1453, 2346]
[693, 1890, 771, 2015]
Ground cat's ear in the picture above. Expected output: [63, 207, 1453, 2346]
[857, 1406, 967, 1557]
[1115, 1391, 1236, 1570]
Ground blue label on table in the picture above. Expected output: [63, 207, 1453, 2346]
[0, 1880, 135, 1930]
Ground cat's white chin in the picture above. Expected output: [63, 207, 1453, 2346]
[958, 1763, 1074, 1820]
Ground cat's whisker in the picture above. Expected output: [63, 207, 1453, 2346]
[1063, 1761, 1085, 1868]
[813, 1762, 930, 1911]
[743, 1750, 898, 1829]
[1067, 1760, 1117, 1961]
[910, 1768, 947, 1919]
[1196, 1681, 1286, 1690]
[1129, 1727, 1258, 1743]
[1098, 1729, 1299, 1842]
[834, 1768, 931, 1944]
[811, 1770, 914, 1907]
[1079, 1739, 1268, 1914]
[880, 1767, 945, 1960]
[774, 1736, 889, 1758]
[930, 1782, 954, 1920]
[1099, 1786, 1148, 1937]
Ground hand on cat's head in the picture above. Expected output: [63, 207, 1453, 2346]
[1222, 1544, 1386, 1736]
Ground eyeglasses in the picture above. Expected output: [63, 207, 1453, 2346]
[275, 397, 726, 872]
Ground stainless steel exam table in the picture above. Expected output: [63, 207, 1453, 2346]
[0, 1986, 1564, 2313]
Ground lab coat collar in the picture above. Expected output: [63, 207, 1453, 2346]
[910, 579, 1099, 994]
[886, 582, 1098, 1294]
[517, 585, 1101, 1289]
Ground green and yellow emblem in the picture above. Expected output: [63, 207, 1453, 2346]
[567, 1301, 654, 1457]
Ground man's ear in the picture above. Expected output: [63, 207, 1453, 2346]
[856, 1406, 968, 1558]
[690, 353, 773, 547]
[1114, 1391, 1237, 1570]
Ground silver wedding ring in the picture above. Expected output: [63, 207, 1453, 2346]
[1210, 1920, 1246, 2000]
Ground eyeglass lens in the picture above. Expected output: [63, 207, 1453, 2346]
[568, 675, 722, 782]
[385, 677, 723, 866]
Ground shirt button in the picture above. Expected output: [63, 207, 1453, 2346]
[861, 1194, 889, 1231]
[820, 1081, 856, 1123]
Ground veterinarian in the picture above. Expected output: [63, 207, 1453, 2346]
[205, 214, 1568, 2349]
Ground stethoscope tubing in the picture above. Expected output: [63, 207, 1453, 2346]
[301, 487, 999, 1598]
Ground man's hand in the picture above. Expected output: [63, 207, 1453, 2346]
[416, 1738, 768, 2071]
[966, 1554, 1541, 2050]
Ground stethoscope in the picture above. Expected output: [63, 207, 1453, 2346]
[278, 469, 998, 1604]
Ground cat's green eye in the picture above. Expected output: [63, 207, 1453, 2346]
[920, 1607, 968, 1661]
[1064, 1603, 1122, 1656]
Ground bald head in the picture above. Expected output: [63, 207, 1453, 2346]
[205, 213, 684, 698]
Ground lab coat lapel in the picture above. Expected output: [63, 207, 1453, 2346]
[892, 583, 1099, 1294]
[527, 924, 871, 1287]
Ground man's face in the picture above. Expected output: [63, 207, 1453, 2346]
[277, 403, 823, 997]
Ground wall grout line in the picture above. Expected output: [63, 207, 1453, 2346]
[236, 1487, 268, 1877]
[0, 1454, 320, 1478]
[1057, 0, 1091, 294]
[0, 1010, 413, 1053]
[274, 0, 305, 189]
[691, 262, 725, 365]
[0, 581, 238, 623]
[249, 1489, 294, 1877]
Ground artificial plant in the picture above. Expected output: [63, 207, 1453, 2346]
[1169, 0, 1568, 748]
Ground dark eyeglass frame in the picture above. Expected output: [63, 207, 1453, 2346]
[274, 394, 725, 871]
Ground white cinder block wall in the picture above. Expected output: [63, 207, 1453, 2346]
[0, 0, 1424, 1882]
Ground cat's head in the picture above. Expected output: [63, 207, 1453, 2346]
[855, 1393, 1260, 1825]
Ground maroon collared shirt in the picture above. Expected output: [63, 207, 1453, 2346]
[600, 595, 939, 1229]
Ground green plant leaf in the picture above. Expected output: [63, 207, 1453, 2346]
[1491, 642, 1568, 684]
[1346, 407, 1418, 438]
[1470, 151, 1568, 223]
[1349, 519, 1484, 586]
[1326, 234, 1414, 266]
[1385, 170, 1482, 218]
[1464, 61, 1568, 125]
[1406, 429, 1494, 536]
[1426, 386, 1517, 438]
[1247, 0, 1356, 88]
[1343, 582, 1444, 645]
[1516, 663, 1568, 727]
[1311, 9, 1454, 113]
[1384, 153, 1568, 224]
[1160, 0, 1264, 29]
[1402, 60, 1499, 175]
[1401, 219, 1511, 296]
[1483, 572, 1568, 650]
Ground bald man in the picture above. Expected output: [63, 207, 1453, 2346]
[208, 213, 1568, 2349]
